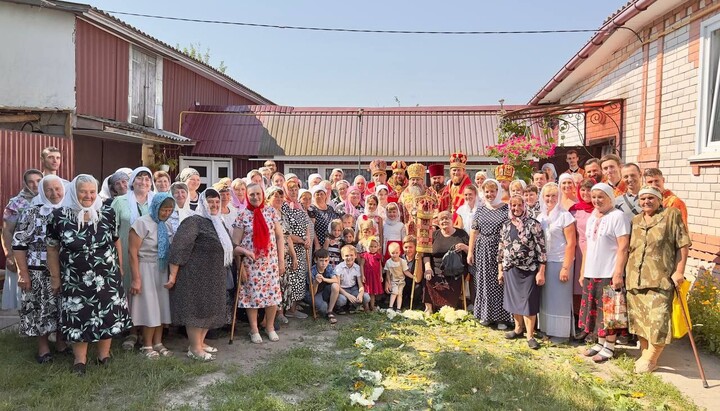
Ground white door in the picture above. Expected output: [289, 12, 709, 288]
[180, 157, 232, 192]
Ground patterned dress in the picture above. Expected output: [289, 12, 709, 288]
[3, 192, 34, 310]
[472, 204, 512, 323]
[12, 206, 59, 336]
[46, 206, 132, 342]
[282, 203, 311, 306]
[308, 205, 338, 250]
[235, 207, 282, 308]
[168, 215, 226, 328]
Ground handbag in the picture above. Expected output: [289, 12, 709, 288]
[440, 248, 465, 279]
[672, 281, 691, 339]
[601, 286, 628, 329]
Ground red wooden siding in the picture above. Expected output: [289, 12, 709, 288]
[1, 130, 74, 208]
[163, 60, 256, 134]
[75, 19, 129, 122]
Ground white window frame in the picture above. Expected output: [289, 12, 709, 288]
[128, 46, 163, 129]
[284, 164, 370, 182]
[179, 156, 233, 188]
[696, 14, 720, 155]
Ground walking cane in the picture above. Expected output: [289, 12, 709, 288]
[306, 249, 317, 320]
[461, 273, 468, 311]
[675, 284, 709, 388]
[229, 258, 244, 345]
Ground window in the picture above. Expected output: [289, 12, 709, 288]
[697, 15, 720, 154]
[130, 47, 162, 128]
[285, 165, 370, 187]
[179, 157, 232, 192]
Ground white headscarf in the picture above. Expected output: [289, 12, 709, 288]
[591, 182, 615, 201]
[482, 178, 505, 208]
[170, 182, 193, 222]
[127, 166, 155, 225]
[196, 189, 234, 267]
[62, 174, 103, 229]
[32, 175, 65, 216]
[539, 182, 565, 225]
[100, 168, 131, 201]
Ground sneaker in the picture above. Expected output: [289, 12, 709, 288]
[286, 310, 308, 319]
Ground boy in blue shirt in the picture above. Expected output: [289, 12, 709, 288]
[309, 249, 340, 324]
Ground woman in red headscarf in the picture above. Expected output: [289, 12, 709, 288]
[232, 183, 286, 344]
[568, 177, 595, 337]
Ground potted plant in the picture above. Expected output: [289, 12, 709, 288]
[152, 145, 179, 173]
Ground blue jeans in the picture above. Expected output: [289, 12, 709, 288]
[337, 285, 370, 308]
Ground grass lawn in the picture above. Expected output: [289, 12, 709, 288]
[0, 309, 700, 410]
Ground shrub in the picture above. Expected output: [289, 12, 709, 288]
[687, 266, 720, 355]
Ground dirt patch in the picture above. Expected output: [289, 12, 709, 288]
[160, 314, 342, 409]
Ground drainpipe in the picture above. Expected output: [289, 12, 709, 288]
[529, 0, 657, 105]
[356, 109, 364, 174]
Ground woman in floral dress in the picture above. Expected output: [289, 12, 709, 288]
[468, 179, 513, 329]
[13, 175, 70, 363]
[308, 185, 339, 251]
[497, 195, 547, 350]
[46, 175, 132, 375]
[233, 183, 286, 343]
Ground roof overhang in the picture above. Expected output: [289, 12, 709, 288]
[530, 0, 680, 105]
[74, 115, 195, 146]
[264, 156, 501, 163]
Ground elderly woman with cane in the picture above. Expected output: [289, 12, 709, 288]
[626, 186, 691, 373]
[233, 183, 285, 343]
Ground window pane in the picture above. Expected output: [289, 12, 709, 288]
[194, 166, 208, 177]
[217, 167, 229, 178]
[288, 168, 319, 188]
[708, 29, 720, 143]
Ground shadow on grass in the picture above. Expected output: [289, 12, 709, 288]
[0, 330, 218, 410]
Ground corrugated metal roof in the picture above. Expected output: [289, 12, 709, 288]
[182, 105, 537, 158]
[77, 114, 194, 144]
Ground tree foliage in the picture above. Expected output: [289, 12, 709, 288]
[177, 42, 228, 74]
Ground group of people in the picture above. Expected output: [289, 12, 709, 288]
[2, 147, 690, 376]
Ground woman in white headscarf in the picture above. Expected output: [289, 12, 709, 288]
[100, 167, 132, 205]
[468, 179, 513, 328]
[537, 182, 577, 343]
[542, 163, 558, 183]
[12, 175, 71, 363]
[112, 166, 154, 350]
[578, 183, 630, 363]
[167, 189, 233, 361]
[167, 182, 193, 242]
[46, 175, 132, 375]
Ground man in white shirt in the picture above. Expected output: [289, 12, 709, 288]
[614, 163, 642, 224]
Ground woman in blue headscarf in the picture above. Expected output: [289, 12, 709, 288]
[128, 192, 175, 359]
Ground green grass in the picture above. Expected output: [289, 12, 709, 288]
[0, 330, 217, 410]
[0, 311, 701, 410]
[205, 311, 699, 411]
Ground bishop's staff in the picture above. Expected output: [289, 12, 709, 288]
[410, 192, 437, 309]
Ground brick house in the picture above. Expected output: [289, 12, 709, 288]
[529, 0, 720, 272]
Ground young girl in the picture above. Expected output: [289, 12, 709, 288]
[356, 219, 376, 253]
[384, 243, 411, 310]
[382, 202, 406, 260]
[341, 213, 355, 230]
[324, 219, 343, 269]
[356, 194, 383, 243]
[359, 236, 384, 311]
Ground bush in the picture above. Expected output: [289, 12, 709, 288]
[688, 266, 720, 355]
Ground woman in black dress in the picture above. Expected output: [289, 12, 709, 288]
[468, 179, 513, 329]
[46, 175, 132, 375]
[167, 189, 234, 361]
[497, 195, 547, 349]
[308, 185, 338, 251]
[422, 211, 470, 313]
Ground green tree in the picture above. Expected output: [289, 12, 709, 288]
[177, 42, 228, 74]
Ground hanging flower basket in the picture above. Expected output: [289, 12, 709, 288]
[486, 134, 556, 181]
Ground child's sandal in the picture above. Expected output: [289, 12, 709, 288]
[327, 312, 338, 324]
[152, 344, 173, 357]
[140, 346, 160, 359]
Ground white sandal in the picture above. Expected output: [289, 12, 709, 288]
[187, 350, 215, 361]
[249, 333, 263, 344]
[140, 346, 159, 359]
[152, 344, 173, 357]
[265, 329, 279, 342]
[203, 345, 218, 353]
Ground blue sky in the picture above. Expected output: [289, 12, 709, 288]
[91, 0, 627, 107]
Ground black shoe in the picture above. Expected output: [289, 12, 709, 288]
[527, 338, 540, 350]
[504, 330, 524, 340]
[72, 362, 86, 376]
[36, 353, 53, 364]
[96, 357, 111, 366]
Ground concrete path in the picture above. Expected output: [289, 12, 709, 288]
[654, 337, 720, 411]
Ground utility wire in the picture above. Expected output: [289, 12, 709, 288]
[106, 10, 600, 36]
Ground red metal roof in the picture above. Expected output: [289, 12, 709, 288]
[182, 105, 537, 158]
